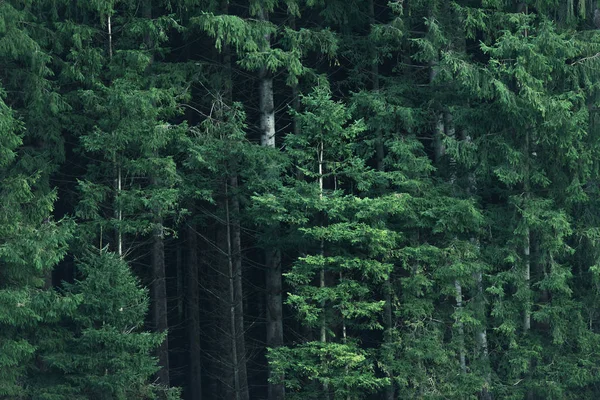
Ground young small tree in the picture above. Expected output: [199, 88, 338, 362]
[34, 252, 180, 399]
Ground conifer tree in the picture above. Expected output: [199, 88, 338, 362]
[33, 252, 179, 399]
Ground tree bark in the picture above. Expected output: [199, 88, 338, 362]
[229, 176, 250, 400]
[475, 269, 492, 400]
[258, 6, 275, 149]
[258, 5, 285, 400]
[454, 279, 467, 374]
[266, 248, 284, 400]
[524, 129, 531, 333]
[108, 15, 122, 258]
[432, 93, 466, 377]
[152, 212, 170, 386]
[187, 223, 202, 400]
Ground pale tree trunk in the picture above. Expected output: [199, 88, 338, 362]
[108, 14, 122, 257]
[523, 128, 531, 333]
[454, 280, 467, 373]
[521, 2, 531, 335]
[318, 141, 330, 400]
[187, 223, 202, 400]
[265, 247, 284, 398]
[257, 4, 285, 400]
[318, 140, 326, 344]
[523, 224, 531, 334]
[475, 269, 492, 400]
[258, 5, 275, 148]
[520, 6, 533, 399]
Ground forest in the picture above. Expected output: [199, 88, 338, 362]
[4, 0, 600, 399]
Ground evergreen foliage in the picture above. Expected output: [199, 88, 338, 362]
[4, 0, 600, 399]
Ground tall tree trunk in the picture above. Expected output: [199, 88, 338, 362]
[433, 103, 466, 377]
[229, 176, 250, 400]
[258, 5, 285, 400]
[475, 269, 492, 400]
[454, 280, 467, 374]
[258, 6, 276, 149]
[187, 223, 202, 400]
[318, 141, 330, 400]
[143, 1, 169, 387]
[108, 15, 122, 258]
[461, 128, 492, 399]
[224, 178, 250, 400]
[153, 209, 170, 386]
[211, 3, 249, 398]
[523, 128, 531, 333]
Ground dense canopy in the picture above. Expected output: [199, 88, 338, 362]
[3, 1, 600, 399]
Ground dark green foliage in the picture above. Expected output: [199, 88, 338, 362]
[4, 0, 600, 399]
[34, 252, 178, 400]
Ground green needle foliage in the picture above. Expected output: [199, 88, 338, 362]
[4, 0, 600, 399]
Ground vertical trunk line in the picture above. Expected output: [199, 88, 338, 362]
[108, 15, 122, 257]
[524, 128, 531, 333]
[187, 223, 202, 400]
[230, 175, 249, 400]
[117, 163, 122, 256]
[152, 177, 170, 387]
[454, 280, 467, 374]
[225, 181, 241, 400]
[524, 232, 531, 331]
[258, 5, 285, 400]
[318, 140, 326, 344]
[143, 1, 169, 387]
[318, 141, 329, 400]
[108, 15, 113, 60]
[434, 98, 467, 377]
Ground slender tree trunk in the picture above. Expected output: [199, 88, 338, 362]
[524, 129, 531, 333]
[225, 186, 241, 400]
[460, 127, 492, 399]
[454, 280, 467, 374]
[152, 209, 170, 386]
[257, 5, 285, 400]
[475, 269, 492, 400]
[266, 247, 284, 398]
[229, 176, 250, 400]
[108, 15, 122, 257]
[187, 223, 202, 400]
[318, 140, 326, 344]
[318, 141, 330, 400]
[433, 99, 466, 377]
[258, 6, 275, 149]
[211, 3, 249, 397]
[143, 1, 169, 387]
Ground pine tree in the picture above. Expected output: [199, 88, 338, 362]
[33, 252, 180, 399]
